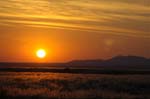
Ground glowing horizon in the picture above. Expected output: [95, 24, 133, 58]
[0, 0, 149, 62]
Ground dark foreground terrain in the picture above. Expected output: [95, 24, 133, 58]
[0, 71, 150, 99]
[0, 56, 150, 99]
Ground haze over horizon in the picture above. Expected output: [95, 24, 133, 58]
[0, 0, 150, 62]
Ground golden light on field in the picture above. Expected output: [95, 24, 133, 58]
[36, 49, 46, 59]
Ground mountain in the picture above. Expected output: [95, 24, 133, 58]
[106, 56, 150, 66]
[67, 56, 150, 68]
[67, 59, 104, 66]
[0, 56, 150, 69]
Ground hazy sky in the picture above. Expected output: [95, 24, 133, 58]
[0, 0, 150, 62]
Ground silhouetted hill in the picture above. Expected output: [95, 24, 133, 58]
[67, 59, 104, 66]
[67, 56, 150, 68]
[106, 56, 150, 66]
[0, 56, 150, 73]
[0, 56, 150, 69]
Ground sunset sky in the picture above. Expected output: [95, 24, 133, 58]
[0, 0, 150, 62]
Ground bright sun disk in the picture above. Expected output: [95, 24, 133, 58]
[36, 49, 46, 58]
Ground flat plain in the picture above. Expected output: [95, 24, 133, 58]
[0, 71, 150, 99]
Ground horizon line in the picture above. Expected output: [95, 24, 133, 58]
[0, 55, 149, 64]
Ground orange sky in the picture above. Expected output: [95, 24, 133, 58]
[0, 0, 149, 62]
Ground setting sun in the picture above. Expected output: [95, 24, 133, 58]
[36, 49, 46, 58]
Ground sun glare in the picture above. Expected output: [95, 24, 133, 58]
[36, 49, 46, 58]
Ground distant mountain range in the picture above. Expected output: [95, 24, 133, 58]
[66, 56, 150, 68]
[0, 56, 150, 69]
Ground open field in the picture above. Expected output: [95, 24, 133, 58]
[0, 72, 150, 99]
[0, 68, 150, 75]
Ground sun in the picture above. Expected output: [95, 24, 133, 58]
[36, 49, 46, 58]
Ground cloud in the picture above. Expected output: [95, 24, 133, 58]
[0, 0, 149, 38]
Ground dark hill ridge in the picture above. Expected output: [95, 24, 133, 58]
[67, 56, 150, 67]
[0, 56, 150, 74]
[106, 56, 150, 66]
[0, 56, 150, 69]
[67, 59, 104, 66]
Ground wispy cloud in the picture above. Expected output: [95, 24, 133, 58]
[0, 0, 149, 38]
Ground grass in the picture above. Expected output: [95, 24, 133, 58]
[0, 72, 150, 99]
